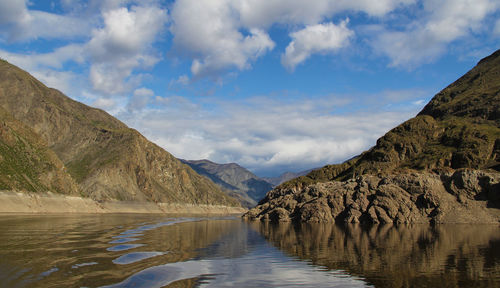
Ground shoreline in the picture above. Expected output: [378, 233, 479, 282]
[0, 191, 246, 215]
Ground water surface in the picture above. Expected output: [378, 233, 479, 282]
[0, 214, 498, 287]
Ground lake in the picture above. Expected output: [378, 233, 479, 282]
[0, 214, 498, 287]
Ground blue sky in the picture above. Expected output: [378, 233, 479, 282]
[0, 0, 499, 177]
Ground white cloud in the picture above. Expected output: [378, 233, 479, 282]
[412, 99, 425, 105]
[92, 97, 117, 110]
[88, 5, 167, 94]
[282, 20, 353, 71]
[494, 19, 500, 36]
[0, 0, 93, 41]
[170, 0, 413, 77]
[0, 45, 85, 96]
[371, 0, 500, 67]
[171, 0, 275, 78]
[0, 45, 84, 70]
[31, 70, 81, 95]
[127, 87, 154, 111]
[118, 92, 420, 176]
[235, 0, 415, 28]
[0, 1, 169, 113]
[0, 0, 28, 26]
[171, 75, 190, 86]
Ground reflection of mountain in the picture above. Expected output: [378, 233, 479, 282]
[255, 222, 500, 287]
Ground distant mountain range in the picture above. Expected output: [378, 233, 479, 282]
[262, 170, 313, 186]
[245, 49, 500, 224]
[181, 159, 314, 207]
[0, 59, 240, 210]
[181, 159, 271, 208]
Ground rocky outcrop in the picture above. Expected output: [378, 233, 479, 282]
[0, 60, 239, 208]
[244, 49, 500, 223]
[243, 170, 500, 223]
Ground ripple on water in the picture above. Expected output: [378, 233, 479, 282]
[112, 251, 167, 265]
[112, 233, 143, 239]
[39, 267, 58, 277]
[71, 262, 98, 269]
[102, 247, 372, 288]
[107, 244, 145, 252]
[108, 238, 140, 244]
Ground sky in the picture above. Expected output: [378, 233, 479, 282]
[0, 0, 499, 177]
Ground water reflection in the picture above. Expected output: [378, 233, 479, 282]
[0, 215, 244, 287]
[254, 222, 500, 287]
[0, 215, 498, 287]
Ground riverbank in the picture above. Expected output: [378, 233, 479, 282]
[0, 191, 246, 214]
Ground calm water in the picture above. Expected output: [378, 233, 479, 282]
[0, 215, 498, 287]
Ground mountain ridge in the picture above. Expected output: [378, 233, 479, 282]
[263, 169, 314, 186]
[181, 159, 273, 207]
[0, 59, 240, 210]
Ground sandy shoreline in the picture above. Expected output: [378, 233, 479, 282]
[0, 191, 246, 215]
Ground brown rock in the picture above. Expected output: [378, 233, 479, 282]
[244, 170, 500, 224]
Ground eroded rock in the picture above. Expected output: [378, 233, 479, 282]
[243, 170, 500, 224]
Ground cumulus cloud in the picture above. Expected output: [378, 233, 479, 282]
[282, 20, 353, 71]
[170, 0, 413, 78]
[0, 1, 168, 100]
[371, 0, 500, 67]
[171, 0, 275, 78]
[88, 5, 167, 94]
[118, 92, 424, 176]
[0, 0, 28, 26]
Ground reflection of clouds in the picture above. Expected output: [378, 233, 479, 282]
[107, 244, 145, 252]
[113, 252, 166, 265]
[104, 239, 370, 288]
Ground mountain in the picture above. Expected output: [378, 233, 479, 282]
[244, 49, 500, 224]
[181, 159, 273, 208]
[263, 169, 313, 186]
[0, 106, 78, 194]
[0, 59, 239, 209]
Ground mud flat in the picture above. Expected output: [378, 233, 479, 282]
[0, 191, 246, 214]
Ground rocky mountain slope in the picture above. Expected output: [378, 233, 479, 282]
[244, 49, 500, 223]
[181, 159, 273, 207]
[0, 106, 78, 194]
[0, 59, 239, 207]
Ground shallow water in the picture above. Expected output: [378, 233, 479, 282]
[0, 214, 498, 287]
